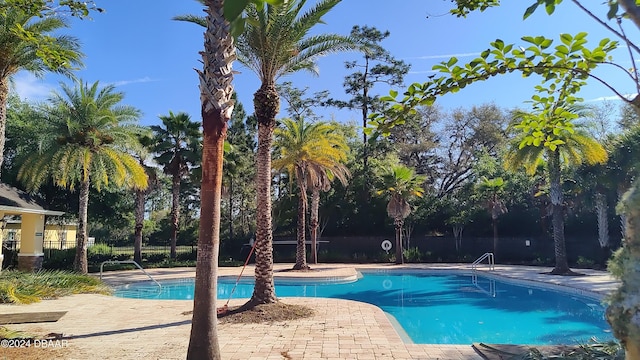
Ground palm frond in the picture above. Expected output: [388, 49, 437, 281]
[172, 14, 207, 27]
[17, 80, 146, 193]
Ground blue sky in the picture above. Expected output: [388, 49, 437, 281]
[13, 0, 638, 127]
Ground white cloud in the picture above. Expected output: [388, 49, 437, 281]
[12, 73, 53, 100]
[587, 93, 637, 102]
[109, 77, 156, 87]
[408, 70, 439, 75]
[405, 52, 481, 60]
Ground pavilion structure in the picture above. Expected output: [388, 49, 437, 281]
[0, 184, 64, 271]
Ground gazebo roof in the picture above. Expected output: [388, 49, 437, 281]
[0, 183, 64, 216]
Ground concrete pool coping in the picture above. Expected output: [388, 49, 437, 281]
[102, 263, 619, 300]
[1, 263, 619, 359]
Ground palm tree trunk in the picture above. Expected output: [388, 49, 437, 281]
[310, 187, 320, 264]
[548, 150, 570, 275]
[170, 174, 180, 259]
[188, 112, 226, 360]
[251, 83, 279, 304]
[134, 189, 145, 264]
[74, 178, 90, 274]
[0, 77, 8, 177]
[187, 0, 234, 358]
[394, 218, 404, 264]
[228, 177, 233, 242]
[595, 192, 610, 264]
[293, 166, 309, 270]
[492, 216, 498, 261]
[618, 187, 627, 240]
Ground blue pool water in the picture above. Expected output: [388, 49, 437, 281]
[114, 271, 613, 345]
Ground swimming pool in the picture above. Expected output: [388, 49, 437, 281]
[114, 271, 613, 345]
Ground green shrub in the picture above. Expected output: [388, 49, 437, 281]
[87, 243, 114, 264]
[43, 248, 75, 270]
[576, 256, 595, 268]
[176, 250, 197, 262]
[114, 254, 131, 261]
[319, 250, 351, 263]
[89, 243, 112, 256]
[0, 326, 36, 340]
[351, 252, 370, 263]
[145, 253, 168, 263]
[0, 270, 111, 304]
[403, 247, 422, 263]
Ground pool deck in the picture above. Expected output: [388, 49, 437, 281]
[0, 263, 619, 360]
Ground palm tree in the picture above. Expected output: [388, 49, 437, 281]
[0, 8, 82, 177]
[505, 109, 607, 275]
[237, 0, 353, 303]
[17, 80, 148, 274]
[185, 1, 236, 358]
[476, 176, 507, 261]
[376, 165, 425, 264]
[151, 111, 201, 259]
[273, 117, 349, 269]
[308, 162, 349, 264]
[132, 134, 159, 264]
[608, 126, 640, 239]
[175, 0, 352, 303]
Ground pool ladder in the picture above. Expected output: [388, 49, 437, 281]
[99, 260, 162, 288]
[471, 252, 495, 271]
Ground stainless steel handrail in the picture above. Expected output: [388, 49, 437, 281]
[99, 260, 162, 288]
[471, 252, 495, 271]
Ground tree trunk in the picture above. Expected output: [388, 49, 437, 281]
[548, 150, 570, 275]
[134, 189, 145, 264]
[595, 192, 609, 248]
[361, 56, 370, 190]
[186, 1, 234, 358]
[453, 225, 463, 252]
[74, 178, 90, 274]
[492, 216, 498, 261]
[0, 77, 8, 178]
[170, 174, 180, 259]
[618, 187, 627, 240]
[394, 218, 404, 264]
[606, 178, 640, 360]
[293, 166, 309, 270]
[595, 191, 610, 265]
[188, 111, 226, 359]
[310, 188, 320, 264]
[251, 83, 279, 304]
[228, 176, 233, 242]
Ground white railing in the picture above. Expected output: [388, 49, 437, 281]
[99, 260, 161, 288]
[471, 252, 495, 271]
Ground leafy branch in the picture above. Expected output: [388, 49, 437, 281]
[369, 32, 619, 136]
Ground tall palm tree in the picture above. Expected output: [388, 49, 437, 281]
[505, 109, 607, 275]
[0, 8, 82, 177]
[17, 80, 148, 274]
[476, 176, 507, 261]
[273, 117, 349, 269]
[308, 162, 349, 264]
[238, 0, 353, 303]
[185, 1, 236, 359]
[376, 165, 425, 264]
[132, 134, 159, 264]
[151, 111, 201, 259]
[176, 0, 352, 303]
